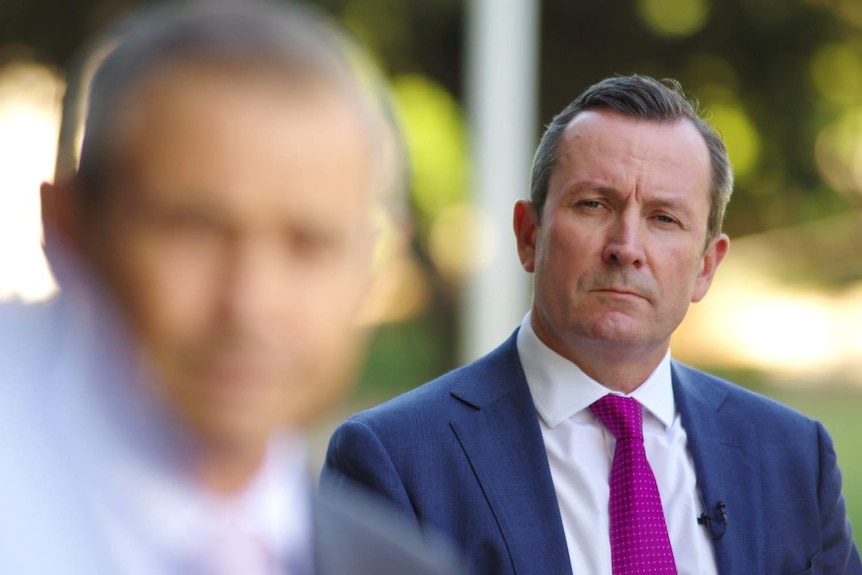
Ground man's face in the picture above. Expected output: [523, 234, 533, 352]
[84, 64, 377, 451]
[515, 109, 728, 360]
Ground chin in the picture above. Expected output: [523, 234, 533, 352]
[188, 407, 274, 452]
[582, 315, 651, 346]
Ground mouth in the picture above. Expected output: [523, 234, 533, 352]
[194, 353, 275, 387]
[593, 287, 646, 300]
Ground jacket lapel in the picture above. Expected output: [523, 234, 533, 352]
[672, 363, 765, 575]
[449, 332, 573, 575]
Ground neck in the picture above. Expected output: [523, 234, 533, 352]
[572, 345, 665, 394]
[530, 315, 668, 394]
[192, 441, 269, 495]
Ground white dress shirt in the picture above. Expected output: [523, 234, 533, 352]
[516, 313, 718, 575]
[1, 290, 314, 575]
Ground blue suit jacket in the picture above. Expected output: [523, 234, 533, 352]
[322, 331, 862, 575]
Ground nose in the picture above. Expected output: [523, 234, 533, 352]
[601, 213, 645, 268]
[220, 238, 284, 330]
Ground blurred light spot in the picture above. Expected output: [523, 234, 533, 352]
[428, 203, 494, 282]
[707, 103, 761, 178]
[810, 43, 862, 104]
[729, 296, 836, 367]
[637, 0, 710, 38]
[391, 75, 467, 229]
[0, 61, 62, 302]
[815, 106, 862, 199]
[833, 0, 862, 29]
[674, 252, 862, 385]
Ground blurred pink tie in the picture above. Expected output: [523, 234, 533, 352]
[591, 394, 677, 575]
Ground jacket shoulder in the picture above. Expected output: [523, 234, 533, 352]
[672, 361, 821, 432]
[349, 331, 522, 429]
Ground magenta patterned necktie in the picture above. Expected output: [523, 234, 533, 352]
[590, 394, 677, 574]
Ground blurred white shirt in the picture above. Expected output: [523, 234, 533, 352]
[0, 290, 312, 575]
[516, 312, 719, 575]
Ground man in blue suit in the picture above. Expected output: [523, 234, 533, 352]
[323, 75, 862, 574]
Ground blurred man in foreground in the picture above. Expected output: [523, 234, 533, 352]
[323, 75, 862, 574]
[0, 1, 462, 573]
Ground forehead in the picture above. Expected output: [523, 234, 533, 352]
[552, 109, 711, 205]
[110, 62, 375, 223]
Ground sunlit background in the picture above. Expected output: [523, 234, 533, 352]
[0, 60, 61, 302]
[1, 0, 860, 544]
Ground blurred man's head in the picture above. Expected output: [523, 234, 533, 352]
[43, 0, 399, 480]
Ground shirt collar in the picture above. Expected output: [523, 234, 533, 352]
[516, 312, 675, 429]
[100, 430, 313, 571]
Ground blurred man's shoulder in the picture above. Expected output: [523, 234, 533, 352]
[313, 484, 468, 574]
[0, 297, 60, 377]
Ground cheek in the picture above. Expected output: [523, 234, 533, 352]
[660, 251, 703, 302]
[292, 266, 366, 343]
[114, 234, 221, 348]
[285, 329, 366, 428]
[280, 271, 368, 424]
[536, 224, 593, 278]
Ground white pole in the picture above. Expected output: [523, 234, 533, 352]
[462, 0, 540, 361]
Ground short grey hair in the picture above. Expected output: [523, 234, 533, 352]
[57, 0, 406, 219]
[530, 75, 733, 241]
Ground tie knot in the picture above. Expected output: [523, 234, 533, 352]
[590, 394, 643, 440]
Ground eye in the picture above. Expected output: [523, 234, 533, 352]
[288, 227, 341, 261]
[653, 213, 680, 226]
[577, 200, 605, 210]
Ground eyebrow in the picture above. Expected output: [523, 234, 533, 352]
[647, 197, 692, 216]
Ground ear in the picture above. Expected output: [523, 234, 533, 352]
[691, 233, 729, 303]
[513, 199, 540, 273]
[355, 209, 417, 326]
[40, 178, 88, 285]
[41, 178, 83, 253]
